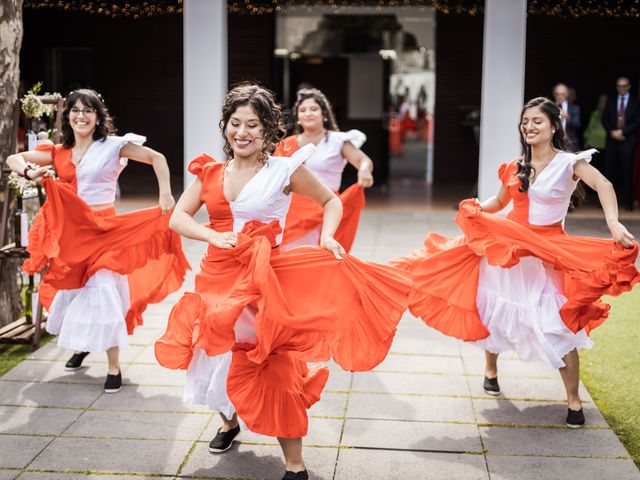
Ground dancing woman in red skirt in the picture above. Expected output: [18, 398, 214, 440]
[274, 88, 374, 252]
[393, 97, 638, 428]
[6, 89, 189, 393]
[155, 84, 410, 479]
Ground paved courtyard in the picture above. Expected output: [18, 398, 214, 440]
[1, 198, 639, 480]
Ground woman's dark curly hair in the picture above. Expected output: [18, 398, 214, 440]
[293, 88, 339, 135]
[61, 89, 115, 148]
[220, 83, 285, 163]
[517, 97, 584, 206]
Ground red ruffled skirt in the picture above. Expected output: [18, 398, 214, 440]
[155, 221, 411, 438]
[391, 199, 640, 342]
[24, 178, 190, 334]
[282, 184, 365, 253]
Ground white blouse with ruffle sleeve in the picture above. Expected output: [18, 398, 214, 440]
[76, 133, 146, 205]
[528, 149, 597, 226]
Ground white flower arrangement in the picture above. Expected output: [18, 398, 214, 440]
[21, 94, 46, 120]
[6, 172, 38, 198]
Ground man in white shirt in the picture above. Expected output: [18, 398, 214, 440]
[553, 83, 581, 149]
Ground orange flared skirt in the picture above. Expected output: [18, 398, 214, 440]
[391, 199, 639, 341]
[155, 221, 411, 438]
[24, 178, 190, 334]
[282, 184, 365, 253]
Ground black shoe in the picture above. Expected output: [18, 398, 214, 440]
[483, 376, 500, 396]
[65, 352, 90, 371]
[104, 371, 122, 393]
[208, 424, 240, 453]
[566, 408, 585, 428]
[282, 470, 308, 480]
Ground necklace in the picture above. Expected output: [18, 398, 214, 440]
[71, 142, 93, 166]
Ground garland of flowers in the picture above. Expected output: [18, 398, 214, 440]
[21, 0, 640, 18]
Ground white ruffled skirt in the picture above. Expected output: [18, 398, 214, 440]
[183, 306, 258, 417]
[46, 269, 130, 352]
[473, 256, 593, 369]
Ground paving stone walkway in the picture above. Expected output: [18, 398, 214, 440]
[1, 202, 639, 480]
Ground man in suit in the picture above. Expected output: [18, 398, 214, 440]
[553, 83, 581, 149]
[601, 76, 640, 210]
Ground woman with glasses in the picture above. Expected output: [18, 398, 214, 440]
[6, 88, 189, 393]
[274, 88, 374, 253]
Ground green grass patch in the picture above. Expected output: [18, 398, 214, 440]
[0, 334, 53, 377]
[581, 285, 640, 468]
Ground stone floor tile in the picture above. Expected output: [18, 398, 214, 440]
[123, 364, 186, 386]
[131, 345, 161, 364]
[462, 356, 558, 379]
[128, 327, 164, 346]
[309, 392, 348, 418]
[390, 337, 460, 356]
[0, 435, 52, 468]
[0, 406, 82, 435]
[27, 344, 144, 363]
[347, 392, 475, 423]
[341, 418, 482, 453]
[180, 443, 338, 479]
[17, 474, 170, 480]
[324, 369, 352, 392]
[334, 448, 489, 480]
[29, 437, 192, 475]
[486, 455, 640, 480]
[0, 471, 17, 480]
[469, 376, 592, 402]
[2, 361, 105, 384]
[480, 426, 630, 457]
[203, 416, 343, 447]
[375, 353, 465, 375]
[64, 409, 210, 441]
[91, 385, 209, 413]
[351, 371, 470, 396]
[0, 381, 102, 409]
[473, 398, 608, 427]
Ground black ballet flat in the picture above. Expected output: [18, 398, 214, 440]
[566, 408, 585, 428]
[483, 376, 500, 396]
[282, 469, 308, 480]
[65, 351, 90, 371]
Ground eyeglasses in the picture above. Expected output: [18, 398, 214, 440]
[616, 84, 630, 88]
[70, 107, 96, 116]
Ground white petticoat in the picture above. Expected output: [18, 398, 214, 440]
[46, 269, 130, 352]
[473, 256, 593, 369]
[183, 306, 258, 417]
[282, 225, 321, 251]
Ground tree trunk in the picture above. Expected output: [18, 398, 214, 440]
[0, 0, 24, 328]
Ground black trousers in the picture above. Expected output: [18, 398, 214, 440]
[604, 137, 635, 206]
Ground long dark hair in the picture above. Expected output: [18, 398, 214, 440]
[220, 83, 285, 162]
[293, 88, 339, 135]
[517, 97, 585, 206]
[516, 97, 570, 192]
[61, 89, 115, 148]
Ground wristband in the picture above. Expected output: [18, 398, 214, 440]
[22, 165, 35, 179]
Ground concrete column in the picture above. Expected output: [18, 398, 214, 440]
[183, 0, 227, 190]
[478, 0, 527, 200]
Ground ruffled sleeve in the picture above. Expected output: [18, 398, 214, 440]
[498, 161, 517, 188]
[35, 143, 60, 159]
[287, 143, 316, 179]
[568, 148, 598, 167]
[116, 133, 147, 166]
[334, 129, 367, 149]
[188, 154, 216, 181]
